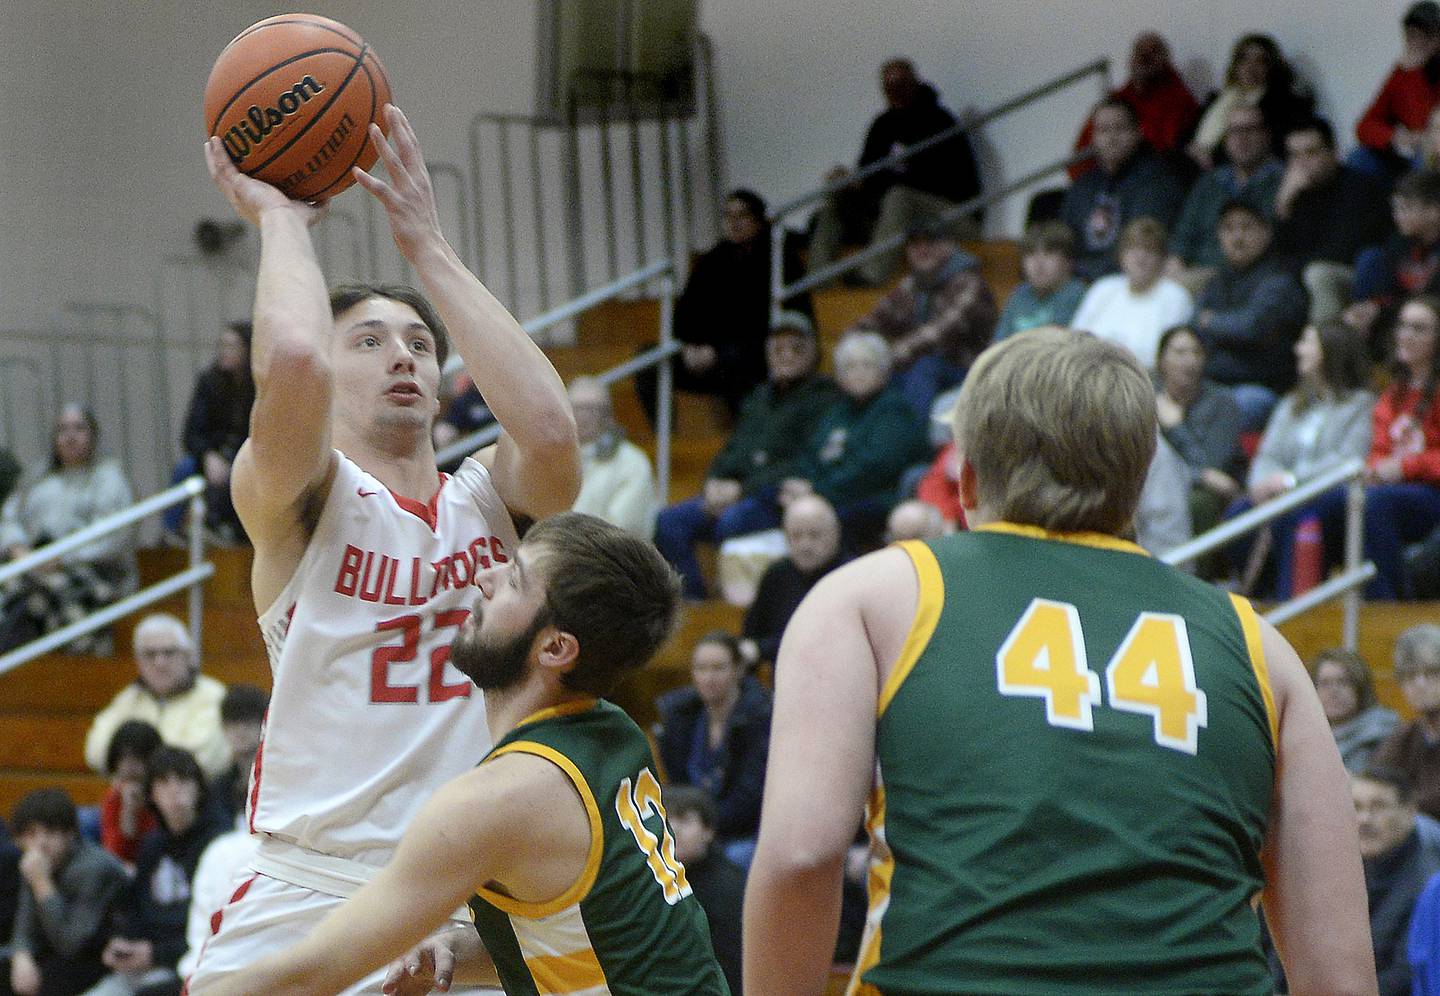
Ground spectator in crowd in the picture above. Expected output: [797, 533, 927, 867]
[1154, 325, 1246, 569]
[848, 216, 997, 417]
[1070, 217, 1193, 370]
[884, 498, 946, 543]
[641, 189, 808, 420]
[1193, 199, 1309, 430]
[1224, 321, 1374, 597]
[1273, 116, 1393, 323]
[993, 221, 1088, 340]
[0, 449, 18, 511]
[1061, 95, 1188, 280]
[3, 788, 127, 996]
[176, 781, 259, 985]
[98, 720, 162, 868]
[1375, 624, 1440, 819]
[655, 632, 771, 866]
[1351, 765, 1440, 996]
[1353, 1, 1440, 182]
[167, 321, 254, 546]
[1185, 33, 1313, 171]
[1071, 32, 1199, 179]
[1312, 649, 1399, 774]
[567, 377, 657, 538]
[665, 786, 746, 996]
[0, 823, 18, 962]
[430, 370, 494, 460]
[1349, 169, 1440, 347]
[913, 441, 964, 529]
[742, 495, 847, 665]
[0, 405, 136, 655]
[1420, 103, 1440, 171]
[1169, 103, 1284, 289]
[808, 58, 983, 286]
[209, 684, 268, 826]
[654, 314, 838, 599]
[780, 333, 930, 549]
[1134, 431, 1193, 558]
[83, 613, 229, 782]
[90, 747, 225, 996]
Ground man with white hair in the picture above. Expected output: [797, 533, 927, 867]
[83, 613, 229, 780]
[885, 499, 947, 543]
[567, 377, 657, 537]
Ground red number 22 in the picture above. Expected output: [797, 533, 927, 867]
[370, 611, 473, 704]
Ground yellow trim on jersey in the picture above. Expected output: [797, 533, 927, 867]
[847, 777, 893, 996]
[877, 541, 945, 717]
[525, 947, 608, 995]
[1228, 593, 1279, 749]
[511, 697, 601, 736]
[475, 741, 605, 919]
[975, 521, 1149, 556]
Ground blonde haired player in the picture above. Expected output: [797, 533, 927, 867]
[186, 105, 579, 994]
[745, 327, 1376, 995]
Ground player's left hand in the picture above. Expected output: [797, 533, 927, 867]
[353, 104, 445, 263]
[381, 935, 456, 994]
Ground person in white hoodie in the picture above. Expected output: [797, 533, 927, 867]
[1070, 216, 1194, 370]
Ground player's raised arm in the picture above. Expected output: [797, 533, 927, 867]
[1257, 618, 1378, 996]
[353, 105, 580, 522]
[203, 138, 336, 543]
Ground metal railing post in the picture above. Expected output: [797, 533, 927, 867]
[769, 223, 785, 326]
[1343, 477, 1366, 650]
[657, 272, 676, 504]
[188, 489, 206, 655]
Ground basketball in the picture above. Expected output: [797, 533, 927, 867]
[204, 13, 392, 202]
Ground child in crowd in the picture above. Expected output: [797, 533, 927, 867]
[993, 220, 1088, 340]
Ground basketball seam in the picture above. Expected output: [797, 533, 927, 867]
[305, 56, 391, 200]
[208, 47, 364, 140]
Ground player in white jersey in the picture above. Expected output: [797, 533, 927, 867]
[186, 105, 580, 995]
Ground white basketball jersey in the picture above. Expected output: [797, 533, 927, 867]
[250, 452, 518, 867]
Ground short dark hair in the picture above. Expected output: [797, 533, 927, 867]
[12, 788, 78, 836]
[525, 513, 682, 697]
[1218, 198, 1269, 227]
[1020, 220, 1077, 259]
[1359, 763, 1415, 804]
[1157, 324, 1205, 361]
[663, 785, 717, 829]
[105, 719, 163, 776]
[693, 631, 743, 668]
[1287, 116, 1335, 150]
[329, 284, 451, 368]
[1310, 647, 1378, 711]
[726, 188, 768, 224]
[1396, 169, 1440, 206]
[221, 684, 269, 726]
[146, 745, 204, 797]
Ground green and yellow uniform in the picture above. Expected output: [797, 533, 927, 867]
[468, 698, 730, 996]
[850, 524, 1278, 996]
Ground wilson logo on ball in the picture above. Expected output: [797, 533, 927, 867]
[220, 75, 326, 164]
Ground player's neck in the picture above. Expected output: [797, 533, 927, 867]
[336, 429, 441, 502]
[485, 680, 594, 743]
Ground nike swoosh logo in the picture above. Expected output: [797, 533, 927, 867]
[357, 488, 378, 498]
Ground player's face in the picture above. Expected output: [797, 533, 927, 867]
[150, 773, 201, 834]
[453, 553, 551, 692]
[1351, 777, 1415, 859]
[332, 297, 442, 439]
[1312, 660, 1359, 725]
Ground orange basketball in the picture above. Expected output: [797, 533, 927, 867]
[204, 13, 392, 202]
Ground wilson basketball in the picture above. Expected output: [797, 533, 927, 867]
[204, 13, 392, 202]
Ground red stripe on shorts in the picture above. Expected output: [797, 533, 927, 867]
[184, 872, 259, 995]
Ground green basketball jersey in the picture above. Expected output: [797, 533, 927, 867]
[849, 524, 1278, 996]
[467, 698, 730, 996]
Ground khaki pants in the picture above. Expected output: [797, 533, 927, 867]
[809, 185, 975, 285]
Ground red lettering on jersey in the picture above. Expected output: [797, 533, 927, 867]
[450, 550, 474, 587]
[335, 545, 364, 596]
[490, 536, 509, 563]
[469, 536, 490, 571]
[407, 557, 426, 606]
[371, 615, 421, 703]
[429, 558, 450, 597]
[358, 554, 387, 603]
[428, 609, 473, 702]
[382, 556, 407, 606]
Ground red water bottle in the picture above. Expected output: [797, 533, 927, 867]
[1291, 515, 1323, 595]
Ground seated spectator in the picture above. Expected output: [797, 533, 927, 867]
[849, 216, 997, 417]
[1062, 96, 1188, 280]
[165, 321, 254, 546]
[1421, 103, 1440, 171]
[665, 786, 746, 995]
[742, 495, 847, 664]
[0, 823, 17, 961]
[1071, 217, 1193, 370]
[779, 332, 930, 549]
[913, 441, 964, 529]
[98, 720, 162, 868]
[1071, 32, 1198, 179]
[1134, 432, 1192, 558]
[1312, 649, 1399, 774]
[1351, 766, 1440, 996]
[176, 795, 259, 984]
[1193, 199, 1309, 429]
[808, 58, 982, 287]
[993, 221, 1088, 340]
[1353, 2, 1440, 182]
[654, 314, 838, 599]
[431, 371, 494, 458]
[1224, 321, 1375, 597]
[567, 377, 657, 537]
[1169, 103, 1283, 290]
[641, 189, 808, 419]
[1374, 624, 1440, 819]
[3, 788, 127, 996]
[0, 448, 18, 511]
[91, 747, 225, 996]
[0, 405, 136, 655]
[84, 613, 230, 782]
[1154, 325, 1246, 570]
[1273, 116, 1393, 323]
[1350, 169, 1440, 348]
[1185, 33, 1313, 172]
[885, 499, 946, 543]
[209, 684, 267, 826]
[655, 633, 770, 865]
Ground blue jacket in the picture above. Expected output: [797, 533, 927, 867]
[655, 677, 772, 839]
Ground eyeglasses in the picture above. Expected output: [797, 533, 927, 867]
[1396, 666, 1440, 684]
[138, 647, 188, 661]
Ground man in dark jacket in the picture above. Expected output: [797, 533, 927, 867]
[665, 787, 748, 995]
[741, 495, 848, 664]
[654, 315, 839, 598]
[808, 58, 983, 286]
[169, 321, 255, 543]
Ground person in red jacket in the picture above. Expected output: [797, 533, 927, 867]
[1353, 1, 1440, 181]
[1071, 32, 1198, 180]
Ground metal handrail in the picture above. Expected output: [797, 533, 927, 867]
[768, 58, 1110, 223]
[1160, 458, 1373, 648]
